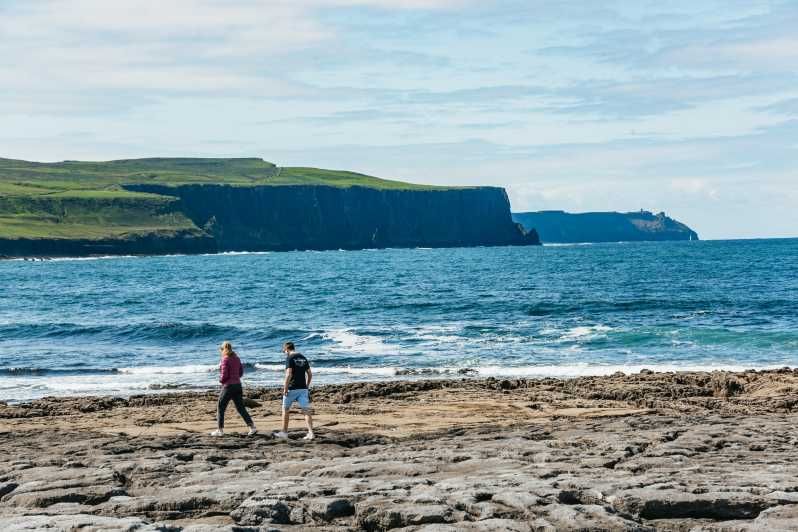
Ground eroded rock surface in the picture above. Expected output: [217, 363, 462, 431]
[2, 370, 798, 531]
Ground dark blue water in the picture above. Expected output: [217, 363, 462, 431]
[1, 239, 797, 402]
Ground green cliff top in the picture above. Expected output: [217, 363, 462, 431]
[0, 157, 446, 196]
[0, 157, 451, 240]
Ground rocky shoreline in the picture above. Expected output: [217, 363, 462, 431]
[2, 370, 798, 531]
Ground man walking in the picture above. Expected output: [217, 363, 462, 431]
[274, 342, 314, 441]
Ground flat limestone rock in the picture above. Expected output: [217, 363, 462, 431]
[7, 486, 127, 508]
[549, 504, 656, 531]
[307, 497, 356, 522]
[0, 514, 158, 531]
[230, 496, 294, 526]
[491, 490, 547, 514]
[356, 502, 455, 530]
[3, 372, 798, 530]
[397, 519, 537, 531]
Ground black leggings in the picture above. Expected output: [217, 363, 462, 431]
[217, 383, 254, 429]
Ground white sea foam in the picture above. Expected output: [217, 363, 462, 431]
[144, 251, 274, 259]
[323, 366, 399, 376]
[253, 363, 399, 376]
[194, 362, 798, 379]
[2, 362, 794, 403]
[262, 363, 793, 379]
[12, 255, 139, 262]
[6, 251, 274, 262]
[560, 325, 613, 340]
[115, 362, 402, 377]
[0, 373, 173, 402]
[253, 364, 285, 371]
[42, 380, 152, 392]
[118, 364, 217, 375]
[315, 329, 395, 354]
[213, 251, 272, 256]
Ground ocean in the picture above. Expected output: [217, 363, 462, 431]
[2, 239, 797, 403]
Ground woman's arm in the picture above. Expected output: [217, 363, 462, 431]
[220, 358, 228, 384]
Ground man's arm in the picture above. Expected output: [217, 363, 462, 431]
[306, 367, 312, 388]
[283, 368, 292, 395]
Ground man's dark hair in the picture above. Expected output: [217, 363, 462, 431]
[284, 341, 295, 351]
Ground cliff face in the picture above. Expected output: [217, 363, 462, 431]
[0, 184, 539, 258]
[512, 210, 698, 243]
[126, 184, 540, 252]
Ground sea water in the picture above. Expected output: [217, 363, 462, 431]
[1, 239, 797, 402]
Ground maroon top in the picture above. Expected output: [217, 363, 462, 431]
[220, 354, 244, 386]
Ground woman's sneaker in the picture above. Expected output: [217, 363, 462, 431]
[303, 432, 315, 441]
[247, 427, 258, 436]
[209, 429, 224, 437]
[273, 431, 289, 439]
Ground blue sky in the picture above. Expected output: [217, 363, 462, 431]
[2, 0, 797, 239]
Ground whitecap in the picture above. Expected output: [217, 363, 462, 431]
[560, 325, 613, 340]
[19, 255, 138, 262]
[117, 364, 217, 375]
[318, 329, 394, 355]
[253, 364, 285, 372]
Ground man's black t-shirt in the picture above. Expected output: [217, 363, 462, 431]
[286, 353, 310, 390]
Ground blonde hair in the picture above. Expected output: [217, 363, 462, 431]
[220, 341, 234, 357]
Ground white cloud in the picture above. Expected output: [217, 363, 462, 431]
[0, 2, 326, 96]
[668, 178, 720, 201]
[662, 37, 798, 71]
[0, 0, 476, 97]
[727, 36, 798, 63]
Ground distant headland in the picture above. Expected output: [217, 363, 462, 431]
[0, 157, 539, 258]
[513, 210, 698, 244]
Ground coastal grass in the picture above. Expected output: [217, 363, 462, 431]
[0, 192, 195, 239]
[0, 217, 194, 239]
[274, 167, 445, 190]
[0, 157, 443, 190]
[0, 157, 450, 240]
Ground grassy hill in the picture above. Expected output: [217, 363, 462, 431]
[0, 157, 440, 191]
[0, 157, 446, 240]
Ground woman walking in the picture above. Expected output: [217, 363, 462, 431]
[210, 341, 258, 437]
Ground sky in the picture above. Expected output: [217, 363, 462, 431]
[1, 0, 797, 239]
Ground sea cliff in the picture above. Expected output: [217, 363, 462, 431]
[125, 184, 539, 252]
[513, 210, 698, 243]
[0, 158, 539, 257]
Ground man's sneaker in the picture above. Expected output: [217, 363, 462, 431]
[273, 431, 289, 439]
[209, 429, 224, 437]
[303, 432, 315, 441]
[247, 427, 258, 436]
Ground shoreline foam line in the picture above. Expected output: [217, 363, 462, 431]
[3, 363, 793, 379]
